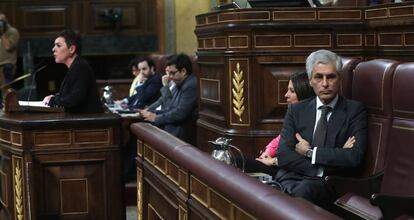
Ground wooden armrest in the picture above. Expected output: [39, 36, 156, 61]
[324, 172, 383, 198]
[371, 193, 414, 220]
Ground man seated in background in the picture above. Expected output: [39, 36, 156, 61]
[116, 57, 146, 104]
[139, 53, 198, 145]
[118, 57, 162, 110]
[276, 49, 368, 209]
[146, 57, 176, 113]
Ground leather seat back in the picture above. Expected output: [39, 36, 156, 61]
[381, 62, 414, 195]
[340, 57, 361, 98]
[351, 59, 398, 176]
[148, 54, 170, 74]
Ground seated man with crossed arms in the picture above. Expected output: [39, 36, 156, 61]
[275, 49, 368, 209]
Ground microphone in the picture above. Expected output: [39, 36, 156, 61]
[25, 64, 47, 106]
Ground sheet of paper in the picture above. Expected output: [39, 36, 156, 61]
[18, 101, 50, 108]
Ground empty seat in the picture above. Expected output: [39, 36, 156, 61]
[351, 59, 398, 176]
[326, 59, 399, 219]
[369, 62, 414, 219]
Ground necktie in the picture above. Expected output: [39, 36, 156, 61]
[312, 105, 332, 148]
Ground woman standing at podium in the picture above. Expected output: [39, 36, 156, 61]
[42, 29, 103, 113]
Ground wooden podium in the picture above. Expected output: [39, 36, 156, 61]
[0, 110, 124, 219]
[2, 89, 64, 113]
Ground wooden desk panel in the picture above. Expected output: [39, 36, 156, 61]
[0, 112, 123, 220]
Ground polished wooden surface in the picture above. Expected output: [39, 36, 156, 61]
[195, 1, 414, 156]
[0, 112, 123, 220]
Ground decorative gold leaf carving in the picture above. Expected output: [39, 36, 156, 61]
[232, 62, 245, 122]
[137, 168, 143, 220]
[14, 162, 23, 220]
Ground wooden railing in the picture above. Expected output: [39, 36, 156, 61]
[132, 122, 340, 220]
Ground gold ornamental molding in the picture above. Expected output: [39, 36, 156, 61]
[14, 160, 24, 220]
[137, 167, 143, 220]
[232, 62, 245, 122]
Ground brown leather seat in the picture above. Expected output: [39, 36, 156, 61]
[369, 62, 414, 219]
[351, 59, 398, 176]
[326, 59, 399, 220]
[339, 57, 361, 98]
[148, 54, 170, 74]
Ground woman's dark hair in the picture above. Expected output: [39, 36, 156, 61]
[290, 71, 315, 101]
[128, 57, 140, 70]
[57, 29, 82, 54]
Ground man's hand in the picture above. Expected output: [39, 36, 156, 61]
[120, 103, 128, 109]
[137, 72, 146, 84]
[295, 133, 311, 156]
[343, 136, 355, 148]
[257, 151, 271, 160]
[139, 109, 156, 122]
[42, 95, 54, 105]
[161, 74, 170, 86]
[256, 156, 277, 166]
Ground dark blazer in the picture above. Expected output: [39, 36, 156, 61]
[147, 82, 176, 113]
[128, 73, 162, 109]
[277, 96, 368, 177]
[153, 74, 198, 145]
[49, 56, 103, 113]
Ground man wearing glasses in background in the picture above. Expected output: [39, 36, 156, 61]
[139, 53, 198, 145]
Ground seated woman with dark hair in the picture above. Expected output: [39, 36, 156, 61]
[242, 72, 315, 176]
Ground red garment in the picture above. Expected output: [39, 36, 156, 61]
[264, 135, 280, 158]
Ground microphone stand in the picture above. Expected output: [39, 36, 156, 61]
[25, 65, 46, 106]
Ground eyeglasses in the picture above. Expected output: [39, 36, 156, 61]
[167, 70, 179, 76]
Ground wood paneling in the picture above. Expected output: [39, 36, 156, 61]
[0, 113, 123, 220]
[0, 0, 157, 37]
[195, 1, 414, 155]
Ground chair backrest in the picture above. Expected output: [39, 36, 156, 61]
[351, 59, 398, 176]
[148, 54, 170, 74]
[380, 62, 414, 195]
[340, 57, 361, 98]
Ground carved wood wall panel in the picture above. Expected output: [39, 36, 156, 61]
[18, 5, 69, 32]
[0, 0, 156, 37]
[38, 158, 106, 219]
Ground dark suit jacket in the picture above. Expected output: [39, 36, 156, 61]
[154, 74, 198, 145]
[128, 73, 162, 109]
[147, 82, 176, 113]
[49, 56, 103, 113]
[277, 96, 368, 177]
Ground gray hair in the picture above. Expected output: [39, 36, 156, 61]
[305, 49, 342, 79]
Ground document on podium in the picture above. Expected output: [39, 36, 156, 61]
[18, 101, 50, 108]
